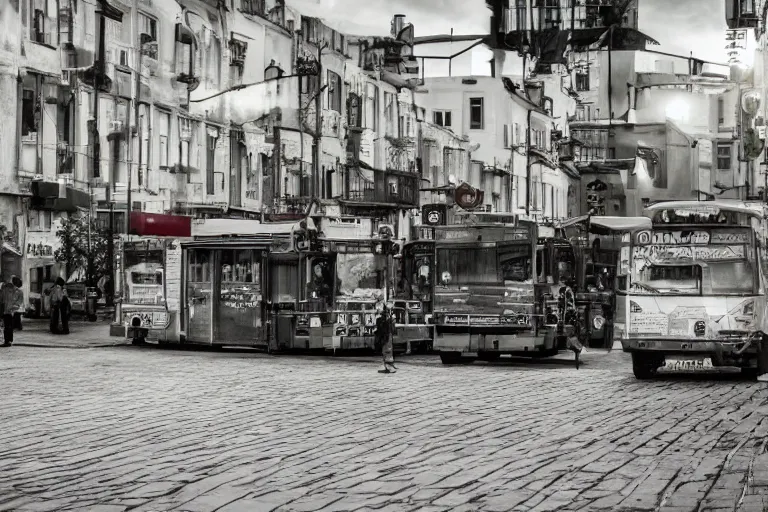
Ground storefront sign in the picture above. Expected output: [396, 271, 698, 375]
[221, 289, 261, 309]
[165, 241, 181, 312]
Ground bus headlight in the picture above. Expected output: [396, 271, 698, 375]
[593, 315, 605, 330]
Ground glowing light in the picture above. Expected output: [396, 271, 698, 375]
[665, 98, 689, 122]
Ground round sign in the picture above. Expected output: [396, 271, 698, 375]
[427, 210, 441, 224]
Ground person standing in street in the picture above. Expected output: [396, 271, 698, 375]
[376, 303, 398, 374]
[49, 277, 70, 335]
[12, 276, 23, 331]
[0, 277, 22, 346]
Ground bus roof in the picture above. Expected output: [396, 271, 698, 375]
[560, 215, 652, 233]
[643, 200, 765, 218]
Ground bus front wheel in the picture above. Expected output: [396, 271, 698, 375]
[632, 353, 663, 380]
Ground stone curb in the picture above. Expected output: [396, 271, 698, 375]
[9, 342, 132, 349]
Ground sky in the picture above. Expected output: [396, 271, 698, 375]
[286, 0, 732, 66]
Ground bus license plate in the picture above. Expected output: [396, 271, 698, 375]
[662, 358, 714, 371]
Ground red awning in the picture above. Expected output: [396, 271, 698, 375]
[129, 212, 192, 237]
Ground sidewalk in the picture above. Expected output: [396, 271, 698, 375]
[4, 318, 130, 349]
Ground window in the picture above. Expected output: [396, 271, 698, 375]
[58, 0, 73, 45]
[138, 14, 158, 59]
[384, 92, 395, 135]
[718, 97, 725, 125]
[536, 0, 561, 29]
[206, 128, 217, 195]
[469, 97, 484, 130]
[365, 83, 379, 131]
[240, 0, 265, 15]
[503, 124, 513, 148]
[28, 0, 53, 45]
[28, 210, 52, 231]
[717, 142, 732, 170]
[433, 110, 452, 127]
[515, 123, 521, 145]
[156, 110, 170, 168]
[575, 66, 590, 91]
[21, 89, 36, 136]
[176, 34, 195, 79]
[571, 128, 608, 162]
[179, 117, 193, 169]
[327, 71, 341, 112]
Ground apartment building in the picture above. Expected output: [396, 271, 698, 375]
[418, 75, 578, 222]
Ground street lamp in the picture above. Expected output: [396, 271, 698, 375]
[264, 60, 285, 81]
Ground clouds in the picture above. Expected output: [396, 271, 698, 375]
[640, 0, 728, 63]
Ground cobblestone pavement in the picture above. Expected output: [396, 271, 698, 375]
[0, 346, 767, 512]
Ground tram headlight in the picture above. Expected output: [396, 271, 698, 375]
[593, 315, 605, 330]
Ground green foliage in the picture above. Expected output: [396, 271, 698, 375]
[54, 213, 111, 285]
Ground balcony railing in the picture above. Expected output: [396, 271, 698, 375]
[344, 168, 418, 207]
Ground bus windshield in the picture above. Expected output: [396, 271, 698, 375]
[437, 245, 532, 286]
[629, 243, 757, 296]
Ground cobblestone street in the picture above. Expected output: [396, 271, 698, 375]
[0, 346, 767, 512]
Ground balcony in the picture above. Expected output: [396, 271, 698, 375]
[343, 165, 419, 208]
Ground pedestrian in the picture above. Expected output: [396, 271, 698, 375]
[49, 277, 70, 335]
[12, 276, 23, 331]
[376, 303, 397, 374]
[0, 276, 22, 346]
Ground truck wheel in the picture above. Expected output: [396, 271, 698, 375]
[632, 353, 663, 380]
[440, 351, 473, 365]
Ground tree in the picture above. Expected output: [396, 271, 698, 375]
[54, 212, 111, 286]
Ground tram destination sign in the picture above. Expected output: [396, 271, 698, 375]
[434, 226, 530, 242]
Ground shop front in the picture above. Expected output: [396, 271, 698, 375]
[24, 230, 64, 318]
[181, 221, 298, 348]
[184, 242, 268, 347]
[120, 212, 192, 343]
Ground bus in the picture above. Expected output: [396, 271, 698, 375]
[425, 220, 551, 364]
[620, 200, 767, 378]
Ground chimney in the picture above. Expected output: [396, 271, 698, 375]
[392, 14, 405, 37]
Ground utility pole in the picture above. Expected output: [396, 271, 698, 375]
[93, 0, 122, 308]
[312, 43, 324, 200]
